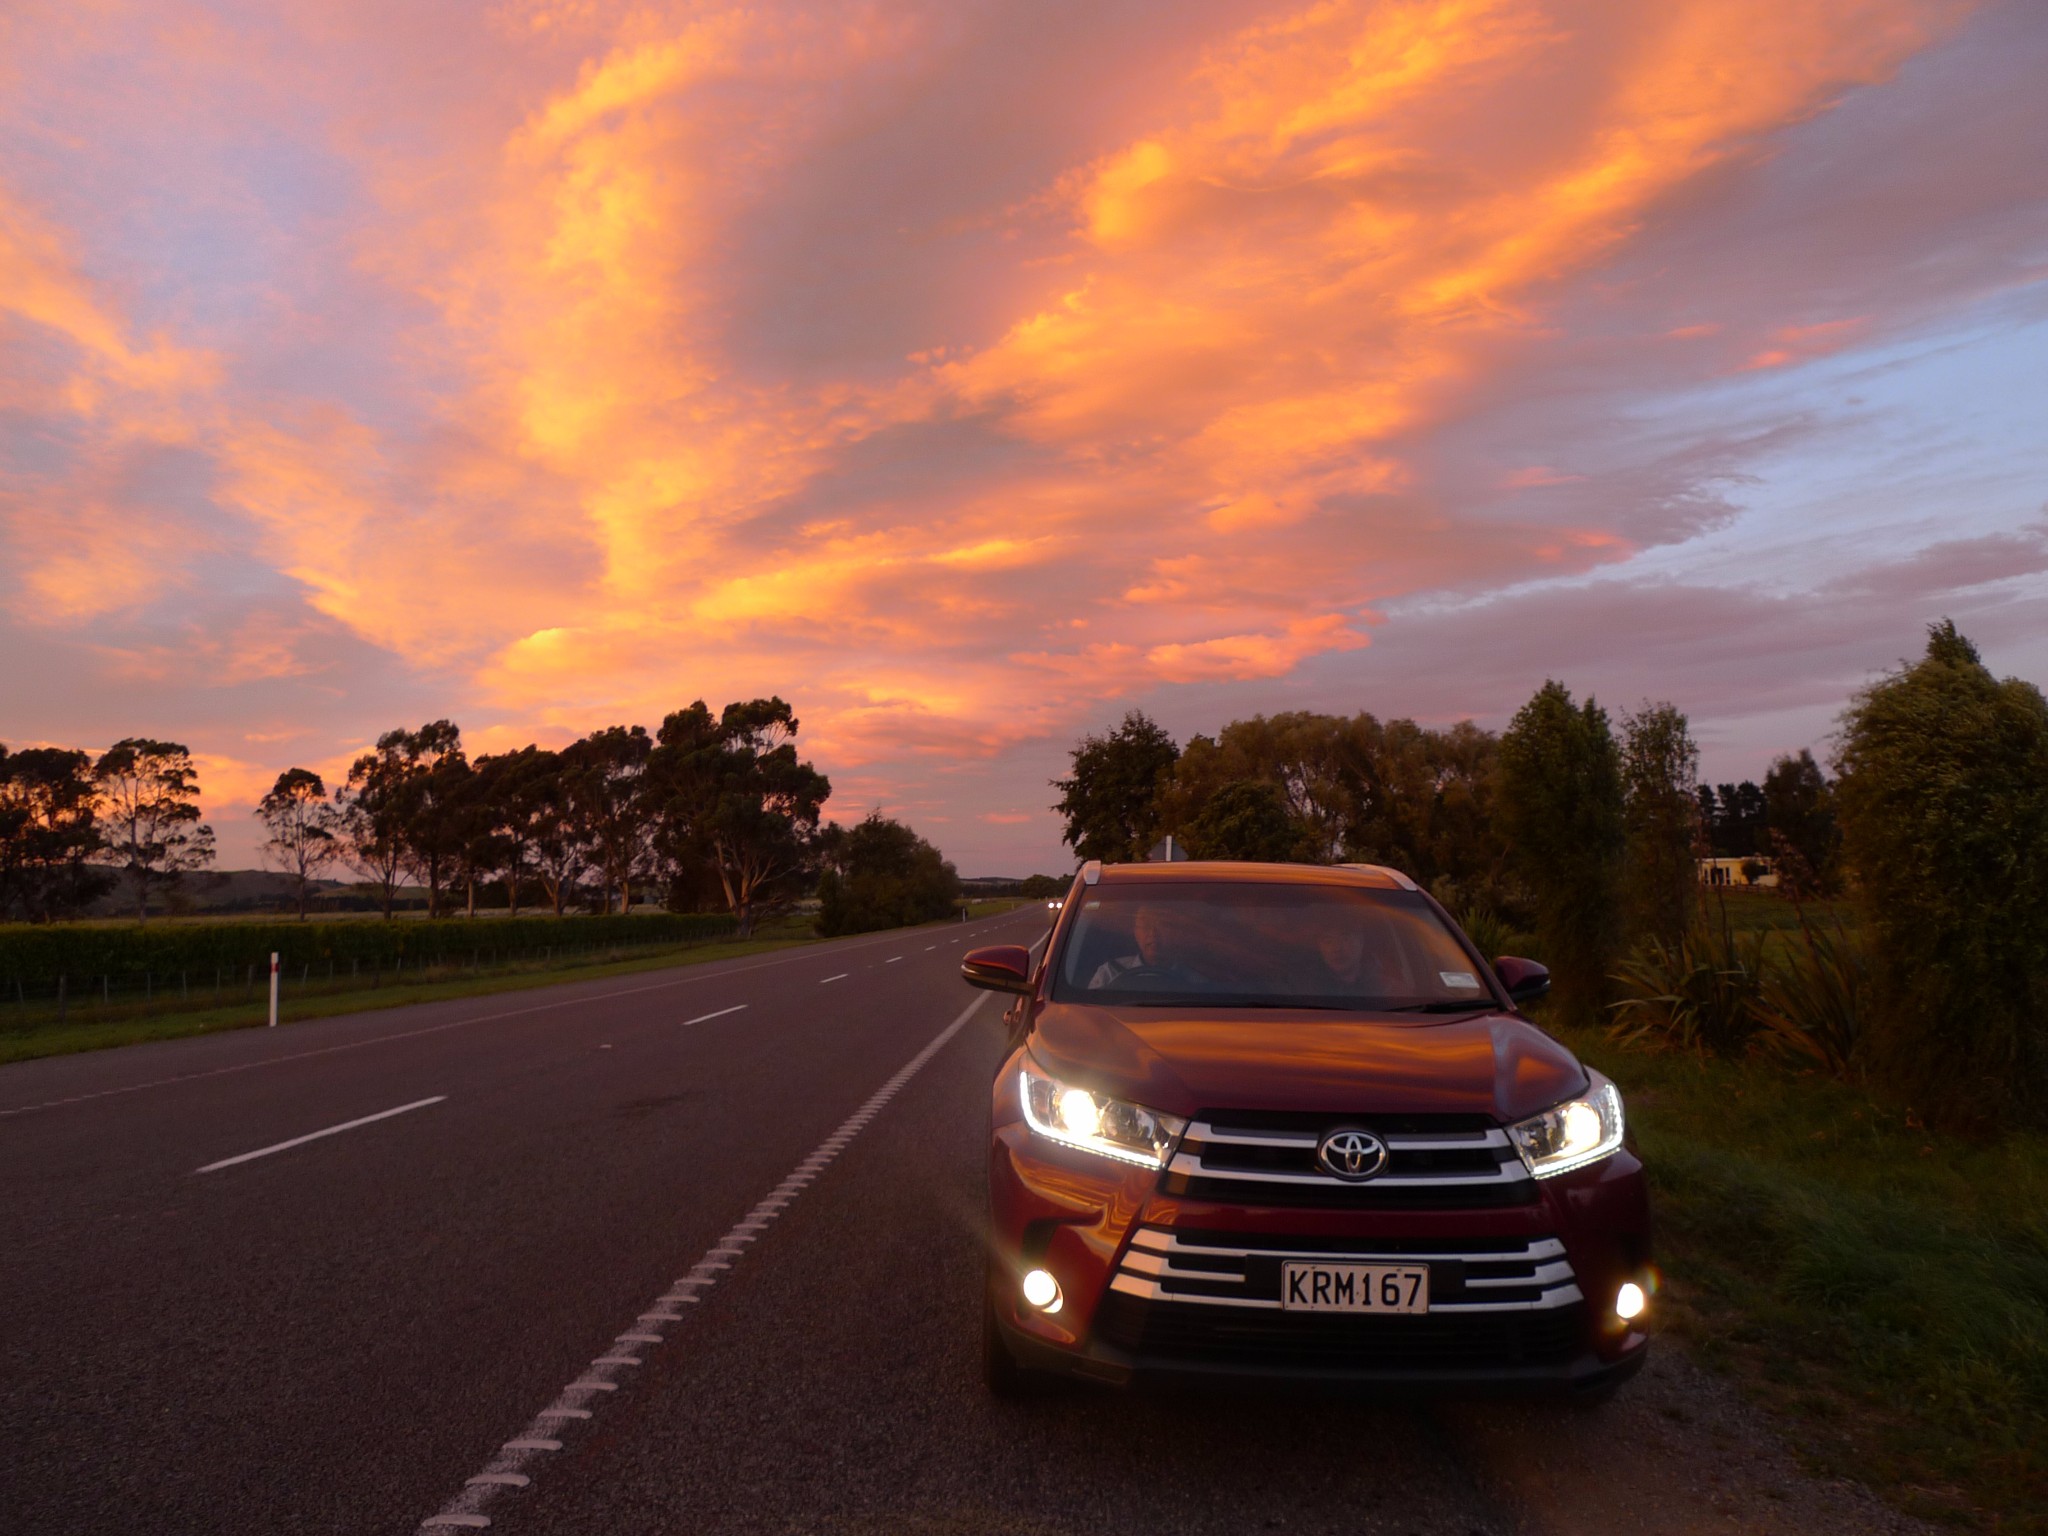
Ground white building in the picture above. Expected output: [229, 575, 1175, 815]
[1697, 856, 1779, 889]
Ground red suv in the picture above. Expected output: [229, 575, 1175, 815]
[963, 860, 1651, 1399]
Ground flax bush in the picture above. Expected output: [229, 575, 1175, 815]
[1608, 916, 1768, 1060]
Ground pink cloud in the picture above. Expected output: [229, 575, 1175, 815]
[2, 0, 2040, 879]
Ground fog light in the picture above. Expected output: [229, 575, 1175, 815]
[1615, 1281, 1647, 1321]
[1021, 1267, 1063, 1313]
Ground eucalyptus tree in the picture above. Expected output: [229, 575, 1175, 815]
[257, 767, 340, 919]
[0, 745, 111, 922]
[396, 720, 468, 919]
[472, 745, 557, 915]
[339, 733, 414, 917]
[529, 763, 587, 917]
[563, 725, 654, 914]
[650, 698, 830, 936]
[93, 738, 215, 920]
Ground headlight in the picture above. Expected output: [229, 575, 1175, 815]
[1508, 1079, 1625, 1178]
[1019, 1055, 1186, 1169]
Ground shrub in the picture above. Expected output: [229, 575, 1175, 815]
[0, 911, 737, 989]
[815, 814, 960, 937]
[1834, 620, 2048, 1128]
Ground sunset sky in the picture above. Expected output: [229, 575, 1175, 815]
[3, 0, 2045, 874]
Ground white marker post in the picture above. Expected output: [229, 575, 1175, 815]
[268, 951, 280, 1029]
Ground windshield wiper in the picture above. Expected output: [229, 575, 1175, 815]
[1095, 993, 1353, 1010]
[1384, 999, 1502, 1013]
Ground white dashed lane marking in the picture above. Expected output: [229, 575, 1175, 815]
[410, 934, 1045, 1533]
[192, 1096, 447, 1174]
[1, 909, 1035, 1121]
[682, 1004, 748, 1027]
[820, 973, 848, 984]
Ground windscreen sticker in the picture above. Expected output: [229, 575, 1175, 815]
[1440, 970, 1481, 989]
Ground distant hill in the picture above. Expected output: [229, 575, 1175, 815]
[961, 874, 1069, 898]
[83, 870, 357, 919]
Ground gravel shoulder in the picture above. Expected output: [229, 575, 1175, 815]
[1447, 1344, 1932, 1536]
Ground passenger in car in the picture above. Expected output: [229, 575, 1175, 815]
[1314, 921, 1403, 996]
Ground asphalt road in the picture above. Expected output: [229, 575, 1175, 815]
[2, 906, 1923, 1536]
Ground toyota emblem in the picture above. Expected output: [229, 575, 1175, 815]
[1317, 1128, 1388, 1181]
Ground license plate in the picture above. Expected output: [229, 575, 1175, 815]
[1280, 1261, 1430, 1314]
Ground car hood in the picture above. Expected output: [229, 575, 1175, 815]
[1028, 1002, 1587, 1122]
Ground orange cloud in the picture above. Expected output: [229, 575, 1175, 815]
[0, 0, 1993, 864]
[0, 190, 215, 405]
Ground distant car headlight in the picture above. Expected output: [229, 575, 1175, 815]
[1019, 1054, 1185, 1169]
[1508, 1078, 1625, 1178]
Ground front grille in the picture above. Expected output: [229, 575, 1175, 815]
[1095, 1291, 1585, 1369]
[1109, 1227, 1582, 1311]
[1096, 1226, 1586, 1369]
[1162, 1112, 1537, 1209]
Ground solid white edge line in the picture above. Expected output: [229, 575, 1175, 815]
[413, 933, 1051, 1533]
[681, 1004, 748, 1027]
[194, 1096, 447, 1174]
[2, 908, 1046, 1120]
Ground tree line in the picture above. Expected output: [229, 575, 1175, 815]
[2, 699, 961, 938]
[264, 699, 831, 936]
[1051, 620, 2048, 1129]
[1051, 697, 1837, 950]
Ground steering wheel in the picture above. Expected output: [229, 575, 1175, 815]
[1105, 964, 1183, 990]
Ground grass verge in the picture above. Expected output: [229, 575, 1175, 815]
[0, 926, 820, 1066]
[1553, 1018, 2048, 1531]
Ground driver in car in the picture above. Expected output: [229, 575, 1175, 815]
[1089, 902, 1210, 989]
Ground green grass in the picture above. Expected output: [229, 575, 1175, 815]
[1704, 885, 1857, 935]
[0, 923, 822, 1065]
[0, 900, 1033, 1066]
[963, 898, 1035, 919]
[1553, 1017, 2048, 1530]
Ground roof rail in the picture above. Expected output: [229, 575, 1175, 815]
[1080, 859, 1102, 885]
[1338, 861, 1418, 892]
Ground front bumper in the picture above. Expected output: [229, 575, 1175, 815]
[997, 1307, 1647, 1396]
[988, 1072, 1654, 1395]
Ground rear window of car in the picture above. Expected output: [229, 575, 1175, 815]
[1050, 880, 1490, 1011]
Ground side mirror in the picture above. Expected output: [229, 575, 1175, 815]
[962, 944, 1035, 996]
[1493, 956, 1550, 1006]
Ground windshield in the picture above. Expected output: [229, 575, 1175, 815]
[1050, 880, 1495, 1010]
